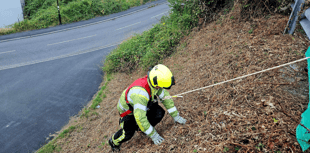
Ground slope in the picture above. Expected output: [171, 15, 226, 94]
[43, 2, 310, 153]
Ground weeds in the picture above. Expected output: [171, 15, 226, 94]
[81, 109, 90, 118]
[255, 143, 265, 151]
[37, 140, 61, 153]
[223, 147, 229, 152]
[103, 1, 198, 73]
[248, 28, 253, 34]
[90, 74, 112, 109]
[37, 119, 78, 151]
[58, 126, 76, 138]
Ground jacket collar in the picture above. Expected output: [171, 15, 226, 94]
[147, 78, 159, 99]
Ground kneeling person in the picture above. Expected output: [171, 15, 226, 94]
[109, 64, 187, 151]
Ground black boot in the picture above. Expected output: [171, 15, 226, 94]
[109, 138, 121, 152]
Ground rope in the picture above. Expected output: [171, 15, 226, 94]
[163, 57, 309, 100]
[101, 57, 309, 150]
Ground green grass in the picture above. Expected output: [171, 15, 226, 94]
[90, 96, 102, 109]
[90, 73, 112, 110]
[37, 140, 61, 153]
[223, 147, 229, 152]
[248, 28, 253, 34]
[37, 125, 76, 153]
[58, 125, 76, 138]
[81, 108, 90, 118]
[103, 0, 200, 73]
[0, 0, 154, 36]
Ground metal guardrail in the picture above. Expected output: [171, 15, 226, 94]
[284, 0, 304, 35]
[284, 0, 310, 40]
[300, 8, 310, 39]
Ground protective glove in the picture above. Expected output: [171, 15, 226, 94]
[150, 130, 164, 145]
[174, 114, 187, 124]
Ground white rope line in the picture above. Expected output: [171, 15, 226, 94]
[97, 57, 309, 132]
[169, 57, 309, 98]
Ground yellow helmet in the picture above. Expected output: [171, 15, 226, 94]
[148, 64, 175, 89]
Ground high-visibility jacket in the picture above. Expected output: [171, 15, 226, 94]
[117, 75, 179, 137]
[120, 76, 152, 117]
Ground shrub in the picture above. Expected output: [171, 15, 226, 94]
[103, 0, 199, 73]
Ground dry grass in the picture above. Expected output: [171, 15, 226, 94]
[0, 28, 12, 32]
[49, 4, 310, 153]
[0, 28, 14, 35]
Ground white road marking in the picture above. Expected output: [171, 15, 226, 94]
[151, 11, 168, 18]
[0, 43, 120, 71]
[4, 121, 15, 128]
[0, 50, 15, 54]
[116, 22, 141, 31]
[47, 35, 97, 46]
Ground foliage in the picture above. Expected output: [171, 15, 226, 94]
[103, 0, 200, 73]
[0, 28, 16, 35]
[24, 0, 56, 18]
[223, 147, 229, 152]
[81, 109, 90, 118]
[240, 0, 293, 19]
[36, 125, 75, 152]
[196, 0, 234, 23]
[37, 140, 61, 153]
[58, 126, 76, 138]
[61, 0, 105, 23]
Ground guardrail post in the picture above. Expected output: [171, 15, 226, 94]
[57, 0, 62, 25]
[284, 0, 305, 34]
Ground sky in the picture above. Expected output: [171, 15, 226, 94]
[0, 0, 23, 28]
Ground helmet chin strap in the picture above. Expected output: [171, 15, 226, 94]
[154, 86, 161, 90]
[147, 76, 156, 89]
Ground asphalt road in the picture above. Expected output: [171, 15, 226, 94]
[0, 1, 170, 152]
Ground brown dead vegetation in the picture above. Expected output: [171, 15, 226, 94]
[51, 2, 310, 153]
[0, 28, 11, 32]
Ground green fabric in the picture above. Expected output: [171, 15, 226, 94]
[296, 109, 310, 151]
[158, 89, 179, 117]
[296, 46, 310, 151]
[117, 86, 155, 136]
[130, 87, 150, 133]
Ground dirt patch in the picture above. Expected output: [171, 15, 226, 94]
[50, 4, 310, 153]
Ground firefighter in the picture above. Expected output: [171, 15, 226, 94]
[108, 64, 187, 151]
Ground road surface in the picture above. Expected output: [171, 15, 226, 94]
[0, 1, 170, 152]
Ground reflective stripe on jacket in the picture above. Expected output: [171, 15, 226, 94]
[116, 79, 179, 137]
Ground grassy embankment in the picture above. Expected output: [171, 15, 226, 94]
[37, 0, 199, 152]
[0, 0, 156, 36]
[37, 0, 296, 152]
